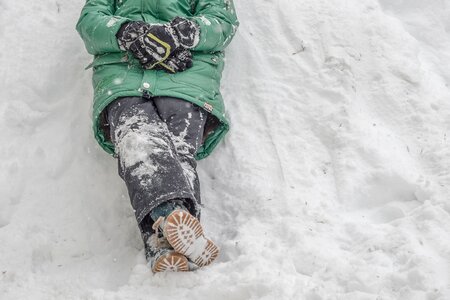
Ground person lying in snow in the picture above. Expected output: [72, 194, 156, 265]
[76, 0, 239, 272]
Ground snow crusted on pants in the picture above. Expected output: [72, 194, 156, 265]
[107, 96, 206, 225]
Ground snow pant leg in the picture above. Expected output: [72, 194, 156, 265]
[153, 96, 207, 208]
[106, 97, 198, 227]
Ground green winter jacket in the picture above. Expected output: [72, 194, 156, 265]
[76, 0, 239, 160]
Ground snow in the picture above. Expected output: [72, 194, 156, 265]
[115, 113, 163, 187]
[1, 0, 450, 299]
[107, 17, 120, 28]
[198, 16, 212, 26]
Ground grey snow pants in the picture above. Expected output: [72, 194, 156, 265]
[106, 96, 207, 235]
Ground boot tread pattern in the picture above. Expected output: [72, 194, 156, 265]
[153, 252, 189, 273]
[193, 239, 219, 267]
[165, 210, 219, 267]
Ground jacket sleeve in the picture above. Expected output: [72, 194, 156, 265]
[76, 0, 130, 55]
[190, 0, 239, 52]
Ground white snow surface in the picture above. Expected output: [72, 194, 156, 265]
[1, 0, 450, 299]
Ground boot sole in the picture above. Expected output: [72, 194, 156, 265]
[164, 210, 219, 267]
[152, 251, 189, 273]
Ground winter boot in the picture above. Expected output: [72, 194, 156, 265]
[146, 232, 191, 273]
[153, 209, 219, 267]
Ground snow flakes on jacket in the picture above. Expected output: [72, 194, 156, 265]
[76, 0, 239, 159]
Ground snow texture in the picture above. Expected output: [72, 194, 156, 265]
[1, 0, 450, 299]
[115, 112, 165, 187]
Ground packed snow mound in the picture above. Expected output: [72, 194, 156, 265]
[1, 0, 449, 299]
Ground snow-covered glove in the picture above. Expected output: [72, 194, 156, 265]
[169, 17, 200, 49]
[146, 49, 193, 73]
[116, 21, 181, 68]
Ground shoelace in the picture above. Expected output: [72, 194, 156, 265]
[151, 216, 170, 248]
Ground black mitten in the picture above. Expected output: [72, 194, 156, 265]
[116, 21, 150, 48]
[117, 21, 181, 68]
[170, 17, 200, 49]
[145, 49, 193, 73]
